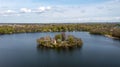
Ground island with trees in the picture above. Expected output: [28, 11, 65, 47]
[37, 32, 83, 48]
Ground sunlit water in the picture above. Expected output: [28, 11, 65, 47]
[0, 32, 120, 67]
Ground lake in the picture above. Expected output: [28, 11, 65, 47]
[0, 32, 120, 67]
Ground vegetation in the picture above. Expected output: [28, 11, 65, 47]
[37, 33, 83, 48]
[0, 23, 120, 39]
[112, 28, 120, 38]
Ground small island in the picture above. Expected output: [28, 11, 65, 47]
[37, 33, 83, 48]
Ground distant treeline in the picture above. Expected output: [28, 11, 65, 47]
[0, 23, 120, 38]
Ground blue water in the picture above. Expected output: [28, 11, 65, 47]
[0, 32, 120, 67]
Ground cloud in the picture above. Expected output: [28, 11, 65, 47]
[0, 6, 52, 16]
[0, 0, 120, 23]
[1, 10, 16, 14]
[20, 6, 52, 13]
[0, 10, 19, 16]
[20, 8, 31, 13]
[32, 6, 52, 13]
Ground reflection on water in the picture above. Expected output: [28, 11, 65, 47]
[0, 32, 120, 67]
[37, 46, 82, 54]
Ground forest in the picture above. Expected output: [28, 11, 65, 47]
[0, 23, 120, 38]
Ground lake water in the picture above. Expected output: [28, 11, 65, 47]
[0, 32, 120, 67]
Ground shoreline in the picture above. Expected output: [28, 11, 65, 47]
[104, 35, 120, 39]
[0, 31, 120, 40]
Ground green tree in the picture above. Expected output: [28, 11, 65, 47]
[55, 34, 62, 41]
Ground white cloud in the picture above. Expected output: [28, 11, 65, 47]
[5, 10, 16, 13]
[1, 10, 16, 14]
[46, 6, 52, 10]
[0, 10, 19, 16]
[20, 8, 31, 13]
[38, 7, 46, 11]
[19, 6, 52, 13]
[44, 0, 120, 22]
[115, 17, 120, 20]
[33, 6, 52, 13]
[0, 6, 52, 16]
[0, 0, 120, 23]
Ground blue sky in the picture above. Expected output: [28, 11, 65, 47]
[0, 0, 120, 23]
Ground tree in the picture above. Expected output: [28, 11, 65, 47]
[61, 32, 66, 41]
[55, 34, 62, 41]
[67, 35, 74, 43]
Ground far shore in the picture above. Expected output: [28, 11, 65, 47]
[0, 23, 120, 39]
